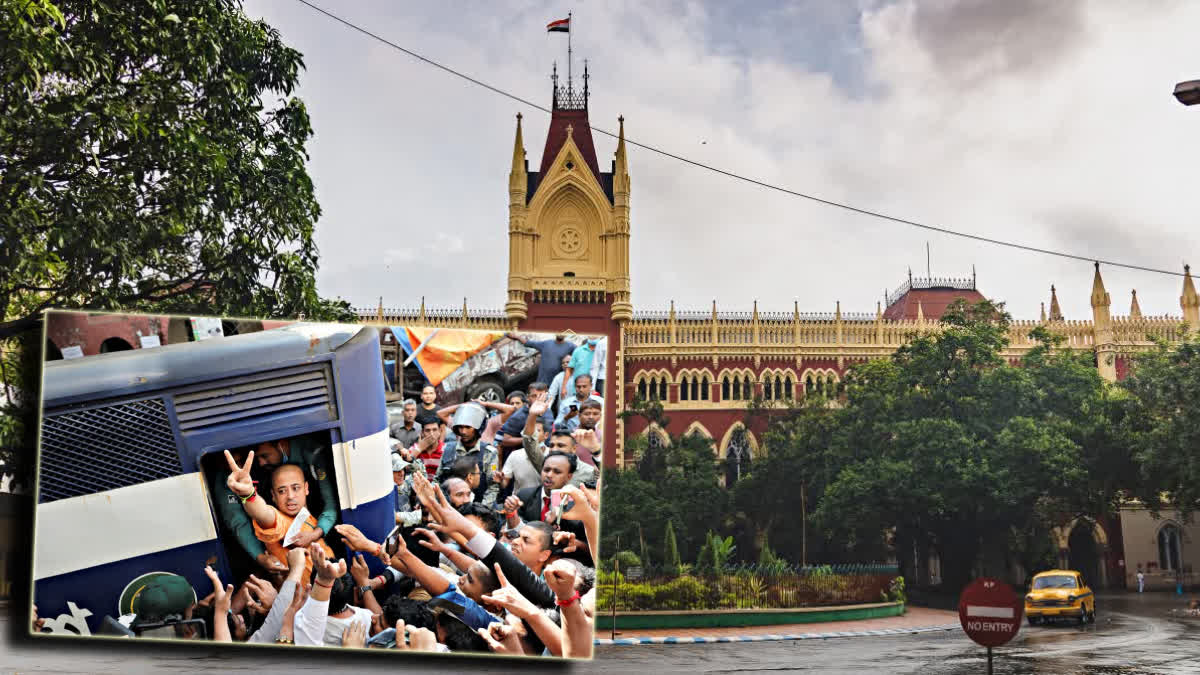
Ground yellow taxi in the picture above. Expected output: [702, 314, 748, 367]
[1024, 570, 1095, 625]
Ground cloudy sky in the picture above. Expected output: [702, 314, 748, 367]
[242, 0, 1200, 321]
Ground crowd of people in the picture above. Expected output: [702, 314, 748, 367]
[54, 333, 606, 659]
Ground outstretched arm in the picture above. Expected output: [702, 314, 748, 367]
[225, 451, 275, 528]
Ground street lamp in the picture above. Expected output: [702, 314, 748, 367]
[1174, 79, 1200, 106]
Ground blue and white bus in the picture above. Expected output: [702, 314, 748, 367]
[33, 322, 394, 636]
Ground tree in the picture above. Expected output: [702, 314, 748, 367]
[663, 520, 681, 573]
[601, 396, 728, 565]
[1121, 331, 1200, 514]
[805, 300, 1105, 591]
[1, 0, 356, 484]
[2, 0, 356, 338]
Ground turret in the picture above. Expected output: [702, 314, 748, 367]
[1090, 263, 1115, 381]
[1048, 285, 1063, 321]
[505, 114, 529, 321]
[1183, 264, 1199, 330]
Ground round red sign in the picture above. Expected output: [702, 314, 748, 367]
[958, 577, 1023, 648]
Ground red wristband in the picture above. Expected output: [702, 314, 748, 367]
[555, 591, 581, 608]
[313, 578, 332, 589]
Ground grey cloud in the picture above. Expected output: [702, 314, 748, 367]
[909, 0, 1087, 86]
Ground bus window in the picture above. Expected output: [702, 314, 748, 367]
[200, 430, 343, 585]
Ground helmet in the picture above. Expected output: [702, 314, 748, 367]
[449, 402, 487, 432]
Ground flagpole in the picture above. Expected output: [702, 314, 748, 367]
[567, 11, 573, 89]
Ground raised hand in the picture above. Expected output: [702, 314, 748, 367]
[342, 620, 367, 648]
[544, 559, 578, 601]
[245, 574, 277, 613]
[502, 494, 523, 515]
[528, 391, 550, 417]
[556, 484, 595, 523]
[480, 562, 538, 620]
[255, 552, 288, 574]
[572, 428, 600, 453]
[203, 565, 232, 612]
[394, 619, 439, 651]
[412, 527, 446, 554]
[333, 523, 374, 553]
[310, 542, 346, 584]
[224, 450, 255, 498]
[290, 528, 323, 550]
[286, 546, 307, 572]
[477, 620, 522, 654]
[350, 552, 371, 586]
[552, 530, 580, 553]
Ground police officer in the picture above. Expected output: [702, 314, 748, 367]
[436, 403, 499, 506]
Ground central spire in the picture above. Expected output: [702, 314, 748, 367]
[539, 60, 602, 184]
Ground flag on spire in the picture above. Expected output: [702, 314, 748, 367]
[547, 17, 570, 32]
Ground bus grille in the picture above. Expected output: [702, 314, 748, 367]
[172, 364, 335, 434]
[38, 398, 183, 503]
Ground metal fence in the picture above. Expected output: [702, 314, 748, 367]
[597, 563, 901, 612]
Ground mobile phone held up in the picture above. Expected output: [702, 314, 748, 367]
[383, 525, 402, 557]
[548, 489, 574, 524]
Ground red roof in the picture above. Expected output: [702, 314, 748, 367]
[883, 287, 987, 321]
[538, 107, 603, 186]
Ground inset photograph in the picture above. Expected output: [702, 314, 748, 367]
[32, 310, 601, 659]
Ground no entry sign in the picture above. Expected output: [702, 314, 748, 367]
[958, 577, 1023, 648]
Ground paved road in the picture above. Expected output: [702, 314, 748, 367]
[594, 593, 1200, 674]
[0, 594, 1196, 673]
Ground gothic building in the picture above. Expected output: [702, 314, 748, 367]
[364, 70, 1200, 590]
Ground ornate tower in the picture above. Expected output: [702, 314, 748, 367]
[504, 63, 632, 325]
[1090, 263, 1116, 382]
[1182, 264, 1199, 332]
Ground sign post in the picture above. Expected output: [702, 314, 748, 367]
[958, 577, 1023, 675]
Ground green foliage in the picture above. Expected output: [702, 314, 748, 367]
[1, 0, 357, 489]
[1121, 332, 1200, 515]
[881, 576, 906, 604]
[613, 550, 642, 569]
[663, 520, 681, 573]
[1, 0, 356, 339]
[776, 300, 1125, 592]
[605, 397, 728, 565]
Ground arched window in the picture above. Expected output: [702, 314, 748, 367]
[701, 376, 710, 400]
[1159, 525, 1182, 571]
[680, 375, 690, 401]
[744, 376, 753, 399]
[774, 376, 783, 400]
[721, 376, 730, 400]
[658, 378, 667, 401]
[637, 379, 647, 400]
[732, 377, 741, 400]
[763, 378, 772, 400]
[806, 376, 814, 395]
[784, 376, 793, 398]
[99, 337, 134, 353]
[690, 377, 699, 401]
[724, 427, 752, 486]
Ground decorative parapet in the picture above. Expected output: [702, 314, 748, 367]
[355, 305, 513, 331]
[622, 303, 1185, 362]
[886, 276, 976, 307]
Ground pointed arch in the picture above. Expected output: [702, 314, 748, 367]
[642, 423, 671, 448]
[682, 421, 713, 441]
[717, 422, 760, 459]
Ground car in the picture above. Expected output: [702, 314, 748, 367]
[1024, 569, 1095, 625]
[382, 334, 550, 406]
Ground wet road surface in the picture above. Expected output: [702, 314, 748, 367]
[0, 594, 1196, 673]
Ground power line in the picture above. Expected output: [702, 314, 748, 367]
[292, 0, 1189, 279]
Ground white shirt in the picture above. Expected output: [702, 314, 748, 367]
[322, 605, 374, 647]
[590, 337, 607, 382]
[502, 448, 541, 493]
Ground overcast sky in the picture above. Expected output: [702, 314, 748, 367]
[243, 0, 1200, 321]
